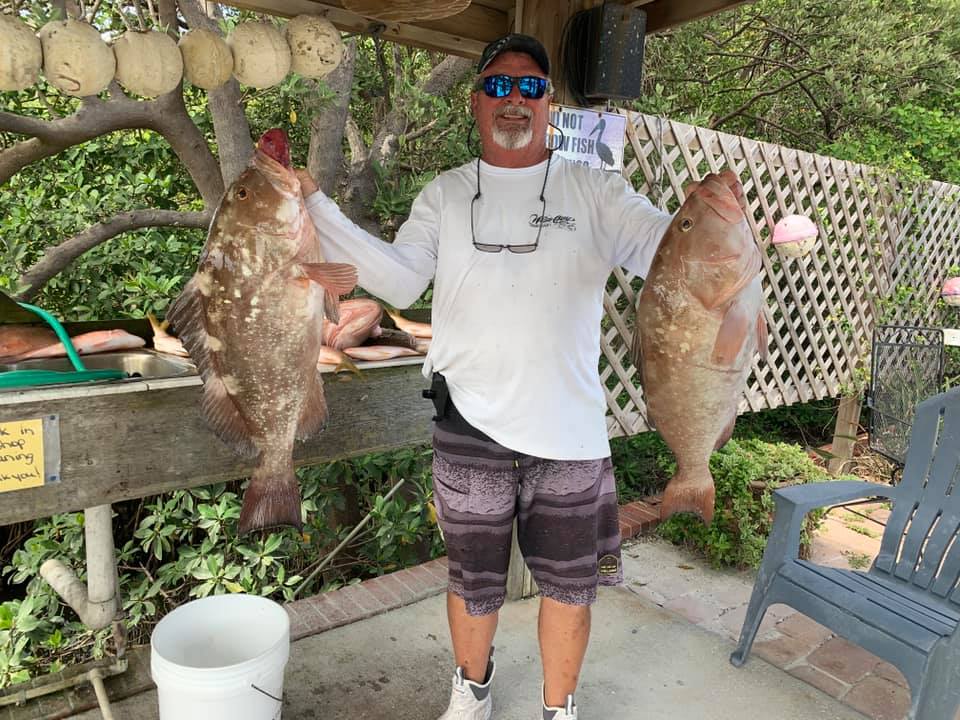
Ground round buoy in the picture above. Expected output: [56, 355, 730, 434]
[771, 214, 818, 258]
[942, 277, 960, 307]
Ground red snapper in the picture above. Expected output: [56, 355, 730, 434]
[632, 170, 767, 525]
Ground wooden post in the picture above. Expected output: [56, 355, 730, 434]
[517, 0, 603, 105]
[505, 519, 538, 601]
[829, 394, 863, 475]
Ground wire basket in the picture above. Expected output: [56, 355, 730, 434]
[867, 325, 944, 466]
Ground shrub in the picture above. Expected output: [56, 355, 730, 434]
[0, 446, 439, 687]
[657, 438, 832, 568]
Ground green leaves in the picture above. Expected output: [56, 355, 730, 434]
[658, 439, 833, 568]
[639, 0, 960, 163]
[0, 442, 442, 689]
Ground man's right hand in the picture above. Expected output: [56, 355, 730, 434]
[295, 168, 319, 198]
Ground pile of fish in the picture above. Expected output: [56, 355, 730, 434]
[0, 325, 145, 363]
[632, 169, 767, 526]
[317, 299, 431, 371]
[150, 298, 430, 372]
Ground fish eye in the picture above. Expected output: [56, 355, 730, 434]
[679, 217, 694, 232]
[236, 187, 248, 200]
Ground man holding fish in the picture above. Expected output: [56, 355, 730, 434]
[298, 33, 755, 720]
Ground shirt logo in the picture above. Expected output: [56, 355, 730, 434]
[529, 213, 577, 231]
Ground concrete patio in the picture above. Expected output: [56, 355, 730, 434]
[13, 500, 932, 720]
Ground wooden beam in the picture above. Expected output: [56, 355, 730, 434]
[0, 365, 433, 526]
[643, 0, 752, 34]
[216, 0, 749, 60]
[220, 0, 508, 58]
[519, 0, 604, 104]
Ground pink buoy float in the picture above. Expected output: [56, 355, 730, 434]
[942, 277, 960, 307]
[771, 214, 818, 258]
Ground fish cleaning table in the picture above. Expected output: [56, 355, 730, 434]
[0, 359, 432, 526]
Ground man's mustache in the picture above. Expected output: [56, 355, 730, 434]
[495, 106, 533, 120]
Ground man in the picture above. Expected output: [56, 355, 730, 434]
[298, 32, 734, 720]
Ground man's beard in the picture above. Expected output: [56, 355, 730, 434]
[491, 106, 534, 150]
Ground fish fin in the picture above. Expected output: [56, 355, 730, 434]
[324, 290, 341, 325]
[300, 262, 358, 296]
[336, 358, 362, 376]
[690, 243, 763, 311]
[630, 306, 645, 386]
[755, 311, 769, 363]
[710, 297, 752, 367]
[146, 312, 167, 333]
[296, 369, 328, 441]
[201, 374, 258, 458]
[714, 415, 736, 451]
[662, 466, 716, 525]
[384, 307, 410, 331]
[166, 279, 211, 370]
[239, 462, 302, 534]
[168, 280, 256, 456]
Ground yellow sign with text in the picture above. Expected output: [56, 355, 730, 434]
[0, 418, 45, 492]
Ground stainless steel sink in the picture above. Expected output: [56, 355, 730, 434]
[0, 350, 197, 380]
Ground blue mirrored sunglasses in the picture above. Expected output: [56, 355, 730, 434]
[480, 74, 549, 99]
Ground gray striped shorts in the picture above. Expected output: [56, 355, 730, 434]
[432, 409, 623, 617]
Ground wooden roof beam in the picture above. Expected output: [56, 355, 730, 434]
[220, 0, 509, 58]
[643, 0, 753, 33]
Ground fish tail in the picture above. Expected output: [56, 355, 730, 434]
[662, 466, 716, 525]
[238, 463, 302, 534]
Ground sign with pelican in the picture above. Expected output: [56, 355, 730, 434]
[547, 104, 626, 172]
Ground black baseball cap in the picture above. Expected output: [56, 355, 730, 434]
[477, 33, 550, 76]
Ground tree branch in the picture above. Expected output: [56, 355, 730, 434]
[709, 66, 828, 129]
[177, 0, 253, 187]
[0, 84, 224, 205]
[341, 55, 471, 232]
[307, 39, 357, 196]
[344, 114, 367, 168]
[402, 118, 438, 144]
[18, 209, 212, 299]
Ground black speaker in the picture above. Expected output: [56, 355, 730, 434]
[573, 3, 646, 102]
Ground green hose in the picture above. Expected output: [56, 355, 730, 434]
[0, 303, 127, 390]
[17, 302, 86, 371]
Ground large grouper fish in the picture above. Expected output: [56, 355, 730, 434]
[168, 129, 357, 533]
[632, 170, 767, 525]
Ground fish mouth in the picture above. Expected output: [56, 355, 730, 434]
[683, 253, 740, 266]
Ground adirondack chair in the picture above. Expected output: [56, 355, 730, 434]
[730, 386, 960, 720]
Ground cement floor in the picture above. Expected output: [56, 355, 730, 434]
[73, 549, 865, 720]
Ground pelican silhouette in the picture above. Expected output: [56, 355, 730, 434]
[589, 118, 615, 170]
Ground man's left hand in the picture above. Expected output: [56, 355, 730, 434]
[295, 168, 319, 198]
[684, 170, 747, 214]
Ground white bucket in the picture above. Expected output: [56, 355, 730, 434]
[150, 593, 290, 720]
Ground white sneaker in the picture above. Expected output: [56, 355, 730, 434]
[437, 654, 495, 720]
[542, 688, 577, 720]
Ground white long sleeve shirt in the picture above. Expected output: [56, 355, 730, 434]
[305, 155, 672, 460]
